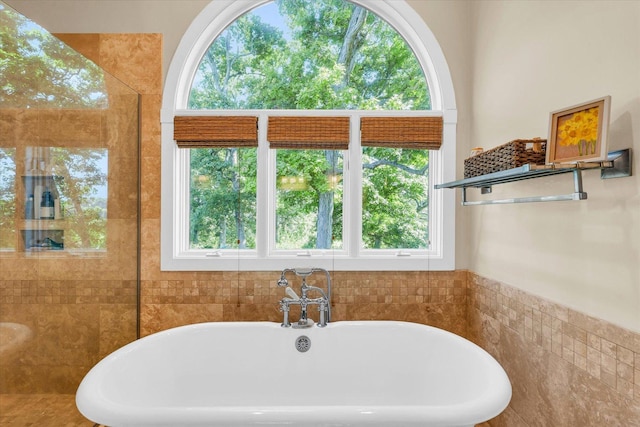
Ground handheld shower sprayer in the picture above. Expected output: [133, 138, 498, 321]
[285, 286, 300, 300]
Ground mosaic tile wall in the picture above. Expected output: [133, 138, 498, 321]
[468, 272, 640, 426]
[0, 280, 136, 305]
[140, 270, 469, 337]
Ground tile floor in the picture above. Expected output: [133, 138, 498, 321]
[0, 394, 97, 426]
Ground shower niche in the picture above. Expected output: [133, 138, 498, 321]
[21, 153, 65, 251]
[13, 146, 109, 255]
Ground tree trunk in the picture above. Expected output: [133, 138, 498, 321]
[219, 220, 227, 248]
[314, 7, 367, 248]
[316, 191, 333, 249]
[336, 6, 368, 88]
[235, 206, 246, 249]
[316, 150, 338, 249]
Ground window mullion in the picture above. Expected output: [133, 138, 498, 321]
[349, 115, 362, 259]
[176, 147, 192, 256]
[256, 114, 269, 259]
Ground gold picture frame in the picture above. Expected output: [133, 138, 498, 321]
[547, 96, 611, 164]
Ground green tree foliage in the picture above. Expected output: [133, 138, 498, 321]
[362, 147, 429, 249]
[188, 0, 431, 250]
[190, 148, 257, 249]
[275, 149, 343, 249]
[0, 4, 107, 109]
[190, 0, 429, 110]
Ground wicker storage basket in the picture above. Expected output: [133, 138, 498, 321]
[464, 138, 547, 178]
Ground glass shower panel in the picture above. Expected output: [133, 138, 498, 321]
[0, 0, 140, 405]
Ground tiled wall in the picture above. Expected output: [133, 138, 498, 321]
[0, 280, 136, 393]
[468, 273, 640, 426]
[140, 270, 468, 337]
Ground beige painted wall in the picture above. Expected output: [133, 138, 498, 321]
[469, 0, 640, 331]
[6, 0, 639, 332]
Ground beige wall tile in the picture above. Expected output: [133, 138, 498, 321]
[469, 272, 640, 426]
[98, 34, 163, 96]
[140, 303, 224, 337]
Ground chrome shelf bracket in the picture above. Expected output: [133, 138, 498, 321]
[601, 149, 632, 179]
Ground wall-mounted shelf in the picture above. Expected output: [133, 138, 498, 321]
[435, 149, 631, 206]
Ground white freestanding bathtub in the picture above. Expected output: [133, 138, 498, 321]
[76, 321, 511, 426]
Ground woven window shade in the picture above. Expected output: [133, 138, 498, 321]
[174, 116, 258, 148]
[360, 116, 443, 150]
[267, 116, 350, 150]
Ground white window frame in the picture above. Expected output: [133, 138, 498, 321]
[161, 0, 457, 271]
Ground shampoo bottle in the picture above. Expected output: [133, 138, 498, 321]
[40, 189, 55, 220]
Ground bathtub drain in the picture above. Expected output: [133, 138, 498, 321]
[295, 335, 311, 353]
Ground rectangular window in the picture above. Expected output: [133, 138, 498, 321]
[189, 147, 257, 250]
[361, 147, 429, 250]
[275, 149, 343, 250]
[162, 112, 454, 271]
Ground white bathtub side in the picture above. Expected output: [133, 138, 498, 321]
[76, 321, 511, 426]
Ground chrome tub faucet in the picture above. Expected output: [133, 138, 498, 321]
[277, 267, 331, 328]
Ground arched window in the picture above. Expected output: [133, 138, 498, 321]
[161, 0, 457, 271]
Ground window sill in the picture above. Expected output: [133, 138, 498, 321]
[161, 251, 454, 271]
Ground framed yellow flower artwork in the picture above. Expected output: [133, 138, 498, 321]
[547, 96, 611, 164]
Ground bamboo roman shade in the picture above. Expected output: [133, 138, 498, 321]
[267, 116, 350, 150]
[174, 116, 258, 148]
[360, 116, 443, 150]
